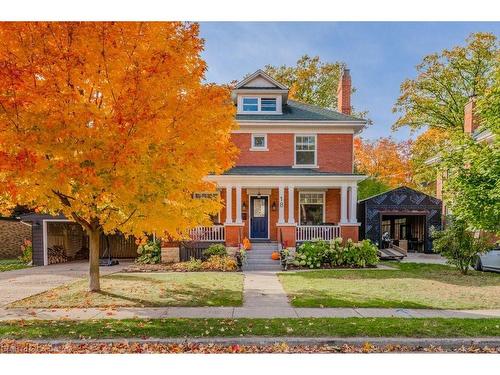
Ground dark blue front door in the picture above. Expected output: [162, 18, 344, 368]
[250, 196, 268, 239]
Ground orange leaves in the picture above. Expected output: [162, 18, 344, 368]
[0, 22, 237, 237]
[354, 136, 414, 188]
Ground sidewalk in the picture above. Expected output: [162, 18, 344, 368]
[1, 306, 500, 320]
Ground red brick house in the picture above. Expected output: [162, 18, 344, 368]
[427, 96, 495, 220]
[186, 69, 367, 251]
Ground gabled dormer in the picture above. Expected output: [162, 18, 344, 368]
[232, 70, 289, 115]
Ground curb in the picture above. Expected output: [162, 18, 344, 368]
[20, 336, 500, 349]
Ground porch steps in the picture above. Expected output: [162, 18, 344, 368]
[243, 242, 282, 271]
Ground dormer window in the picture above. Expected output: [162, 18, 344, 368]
[261, 98, 277, 112]
[243, 97, 258, 112]
[238, 95, 281, 114]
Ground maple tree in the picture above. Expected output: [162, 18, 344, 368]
[409, 128, 450, 194]
[393, 32, 498, 132]
[354, 137, 413, 189]
[0, 22, 237, 291]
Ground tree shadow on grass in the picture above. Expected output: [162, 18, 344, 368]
[288, 289, 445, 309]
[283, 263, 500, 287]
[94, 285, 242, 307]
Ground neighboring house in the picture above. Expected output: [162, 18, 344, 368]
[189, 69, 367, 249]
[426, 97, 496, 219]
[358, 186, 442, 254]
[0, 217, 32, 259]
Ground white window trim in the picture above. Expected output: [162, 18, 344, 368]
[299, 191, 326, 225]
[250, 133, 268, 151]
[294, 134, 318, 168]
[237, 95, 282, 115]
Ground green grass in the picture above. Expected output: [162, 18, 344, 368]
[9, 272, 244, 308]
[0, 259, 29, 272]
[0, 318, 499, 339]
[279, 263, 500, 309]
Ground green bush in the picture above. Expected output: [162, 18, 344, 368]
[136, 239, 161, 264]
[342, 239, 378, 267]
[293, 240, 329, 268]
[432, 218, 491, 274]
[292, 238, 378, 269]
[202, 243, 227, 258]
[18, 239, 33, 264]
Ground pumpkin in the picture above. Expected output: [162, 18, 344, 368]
[271, 251, 280, 260]
[242, 237, 252, 250]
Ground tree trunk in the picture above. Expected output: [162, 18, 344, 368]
[87, 228, 101, 292]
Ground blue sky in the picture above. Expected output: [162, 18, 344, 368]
[200, 22, 500, 141]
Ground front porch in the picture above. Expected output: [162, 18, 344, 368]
[190, 172, 364, 247]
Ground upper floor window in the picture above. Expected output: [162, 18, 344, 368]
[240, 96, 280, 113]
[243, 97, 258, 112]
[261, 98, 277, 112]
[295, 135, 317, 167]
[251, 134, 268, 151]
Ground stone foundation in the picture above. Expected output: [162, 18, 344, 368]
[161, 247, 180, 263]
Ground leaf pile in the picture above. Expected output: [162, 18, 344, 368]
[1, 340, 499, 354]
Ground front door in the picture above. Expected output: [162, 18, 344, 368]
[250, 196, 268, 239]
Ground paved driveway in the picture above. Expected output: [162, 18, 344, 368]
[401, 253, 447, 264]
[0, 260, 132, 307]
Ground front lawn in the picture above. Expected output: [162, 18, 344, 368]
[279, 263, 500, 309]
[0, 318, 499, 339]
[9, 272, 243, 308]
[0, 259, 29, 272]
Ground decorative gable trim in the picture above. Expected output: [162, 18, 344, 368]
[235, 69, 288, 90]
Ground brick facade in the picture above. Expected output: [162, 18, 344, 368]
[231, 133, 353, 173]
[0, 219, 32, 259]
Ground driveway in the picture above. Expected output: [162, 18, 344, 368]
[0, 260, 132, 307]
[401, 253, 447, 265]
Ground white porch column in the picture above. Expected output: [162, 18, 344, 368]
[278, 185, 285, 224]
[349, 184, 358, 224]
[235, 185, 242, 224]
[225, 185, 233, 224]
[287, 185, 295, 224]
[340, 185, 348, 224]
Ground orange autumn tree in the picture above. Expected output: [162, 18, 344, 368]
[354, 137, 413, 188]
[0, 22, 237, 291]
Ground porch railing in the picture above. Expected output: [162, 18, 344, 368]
[188, 225, 225, 242]
[296, 225, 341, 242]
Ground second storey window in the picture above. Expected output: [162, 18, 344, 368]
[243, 97, 258, 112]
[251, 134, 267, 150]
[295, 135, 316, 166]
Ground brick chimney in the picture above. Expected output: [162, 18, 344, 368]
[463, 95, 479, 135]
[337, 68, 352, 115]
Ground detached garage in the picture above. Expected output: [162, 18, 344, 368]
[357, 186, 442, 254]
[20, 213, 138, 266]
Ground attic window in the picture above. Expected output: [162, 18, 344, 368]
[261, 98, 277, 112]
[243, 97, 258, 112]
[240, 96, 279, 113]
